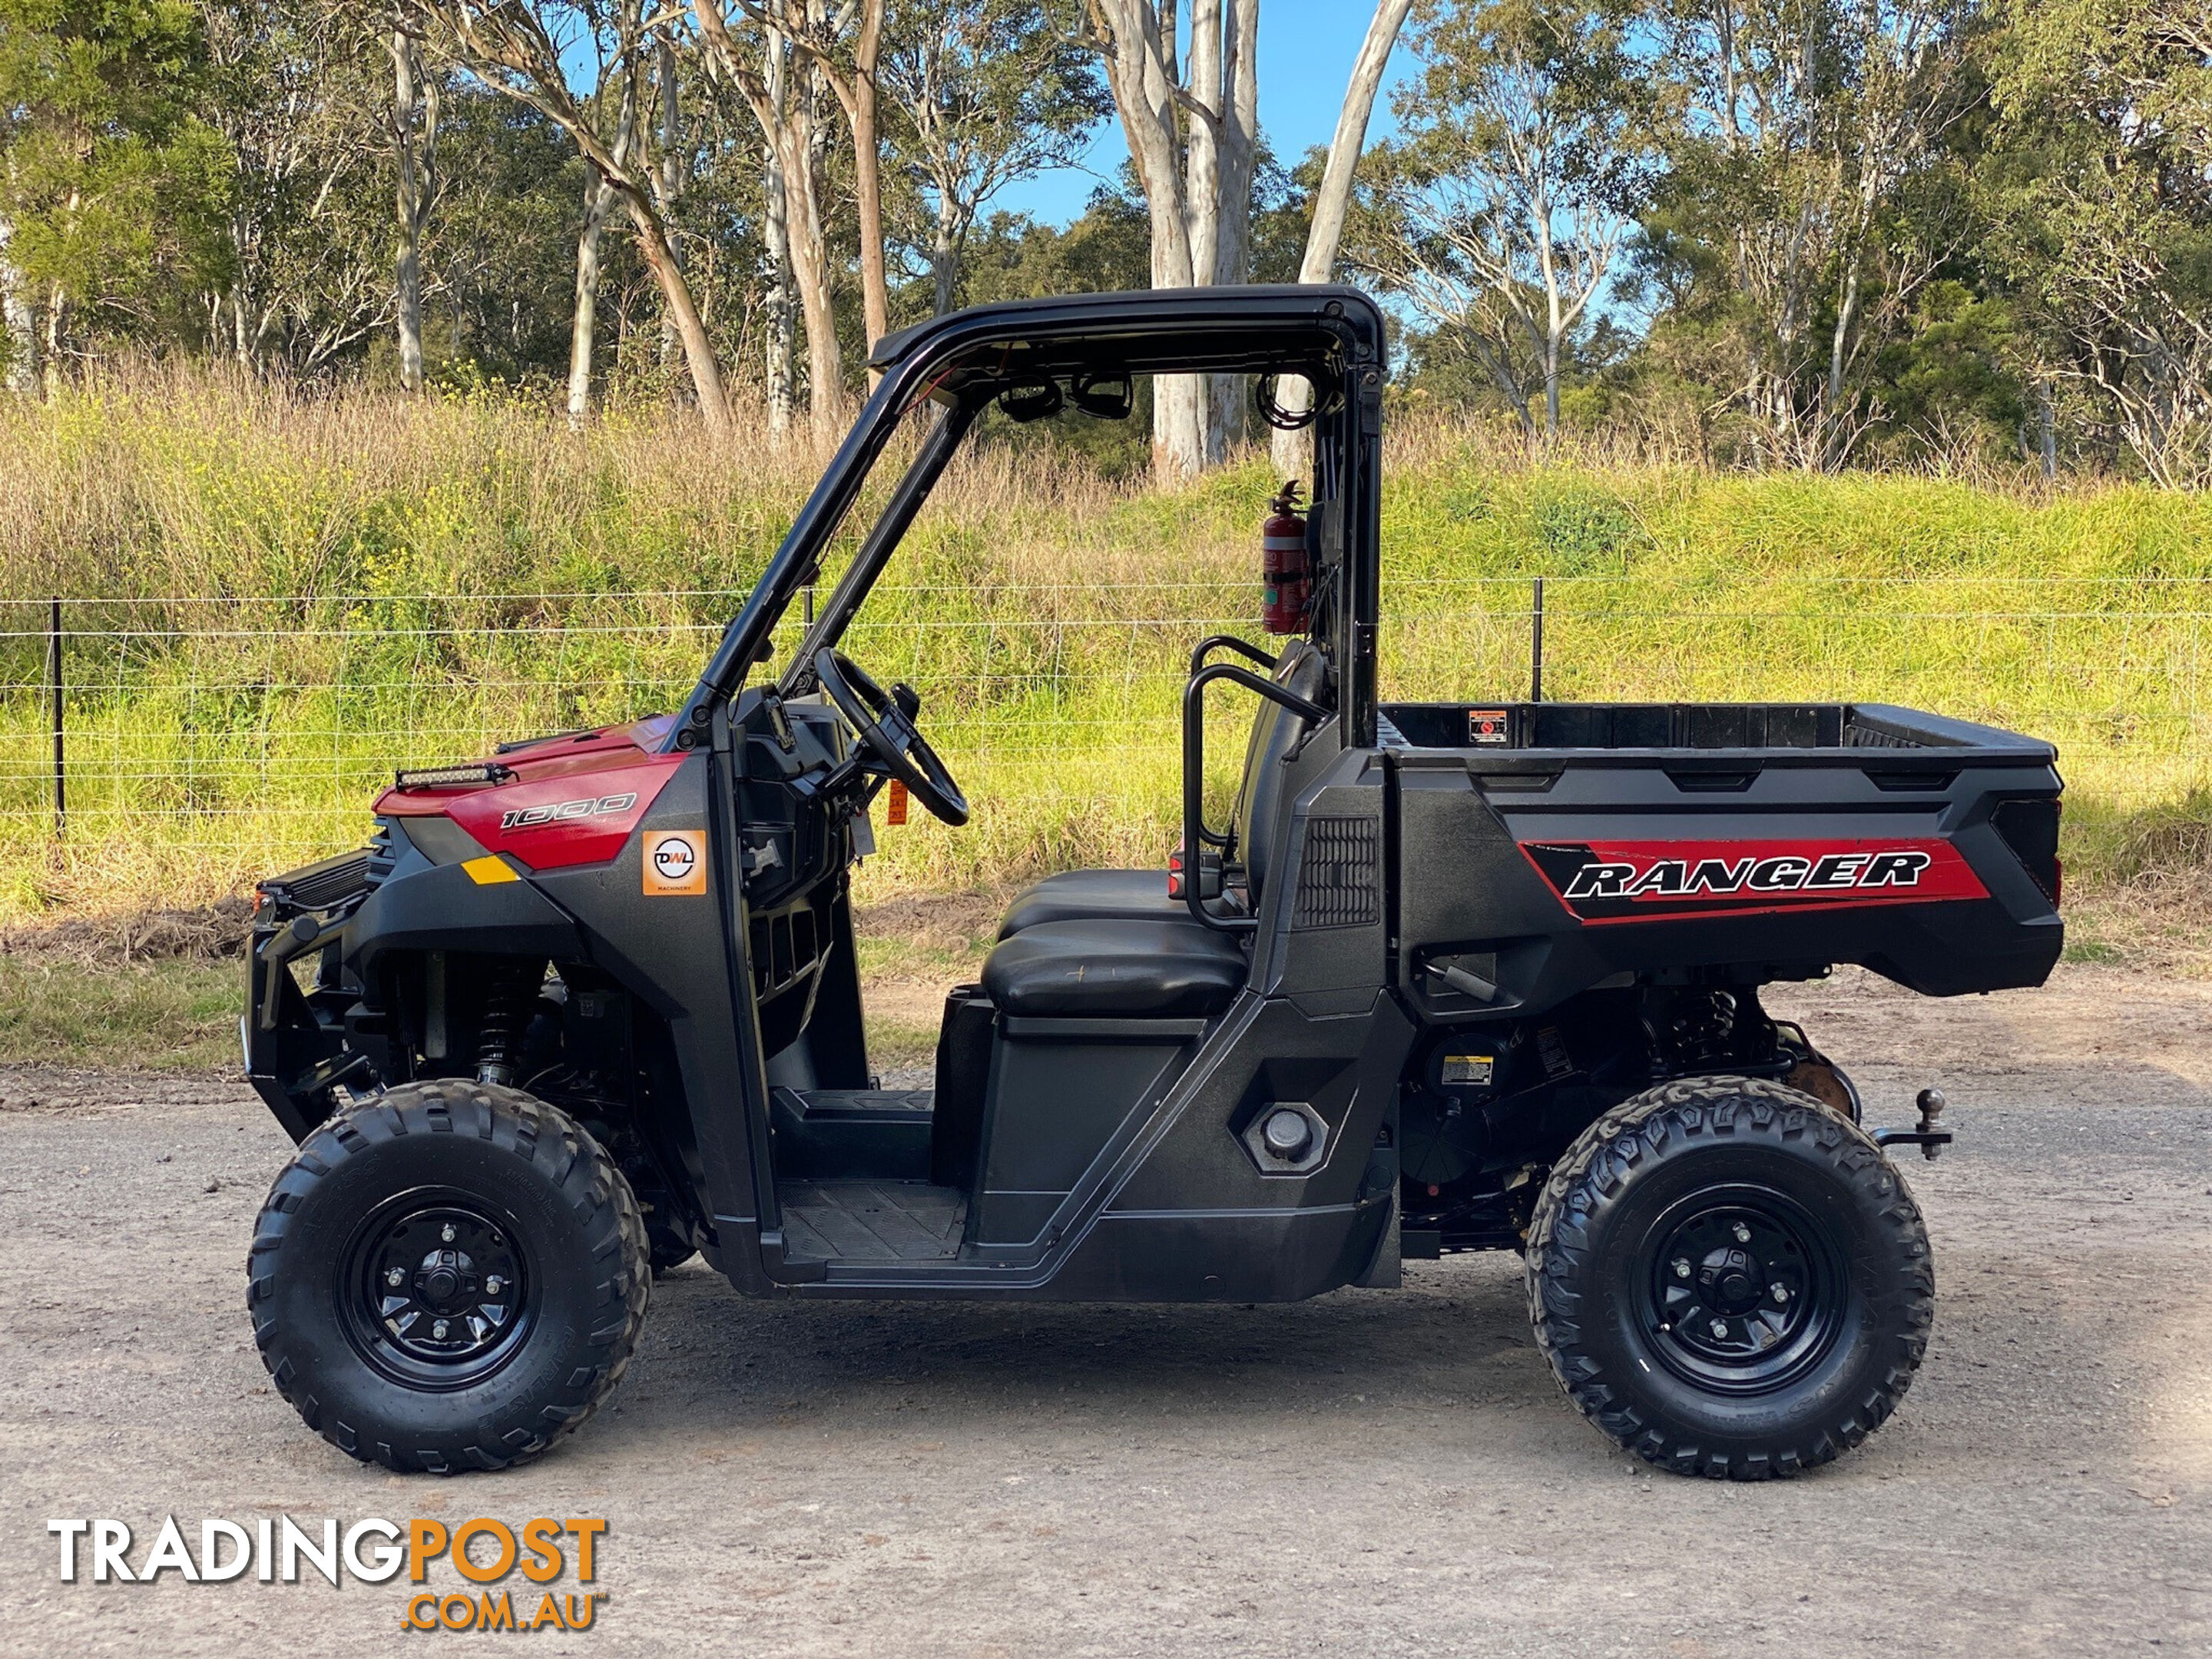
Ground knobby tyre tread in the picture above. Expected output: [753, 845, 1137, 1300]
[246, 1080, 651, 1474]
[1525, 1075, 1934, 1481]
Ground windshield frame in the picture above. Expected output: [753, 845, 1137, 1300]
[663, 286, 1386, 753]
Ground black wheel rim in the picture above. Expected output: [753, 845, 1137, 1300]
[1635, 1184, 1847, 1396]
[339, 1191, 533, 1391]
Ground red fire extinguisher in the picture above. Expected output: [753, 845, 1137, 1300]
[1262, 481, 1310, 635]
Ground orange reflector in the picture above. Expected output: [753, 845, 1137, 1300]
[887, 780, 909, 826]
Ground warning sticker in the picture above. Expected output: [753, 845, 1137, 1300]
[1467, 709, 1512, 745]
[643, 830, 707, 896]
[1441, 1053, 1495, 1087]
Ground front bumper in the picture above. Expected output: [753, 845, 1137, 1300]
[244, 846, 378, 1142]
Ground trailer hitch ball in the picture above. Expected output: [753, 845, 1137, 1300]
[1873, 1089, 1954, 1160]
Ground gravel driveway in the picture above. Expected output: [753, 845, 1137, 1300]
[3, 962, 2209, 1657]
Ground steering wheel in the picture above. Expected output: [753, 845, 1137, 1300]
[812, 649, 970, 827]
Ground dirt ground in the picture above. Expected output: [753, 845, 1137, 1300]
[3, 962, 2210, 1658]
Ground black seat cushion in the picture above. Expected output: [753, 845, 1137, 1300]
[982, 919, 1248, 1018]
[998, 868, 1179, 939]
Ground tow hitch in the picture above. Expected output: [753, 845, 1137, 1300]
[1873, 1088, 1953, 1161]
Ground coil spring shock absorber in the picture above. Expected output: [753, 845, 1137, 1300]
[475, 958, 543, 1087]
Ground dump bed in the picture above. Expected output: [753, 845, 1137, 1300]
[1381, 700, 2064, 1004]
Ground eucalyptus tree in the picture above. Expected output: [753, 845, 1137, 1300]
[1353, 0, 1644, 444]
[1082, 0, 1259, 478]
[397, 0, 733, 427]
[1985, 0, 2212, 487]
[1268, 0, 1411, 477]
[1637, 0, 1984, 469]
[197, 0, 390, 373]
[881, 0, 1108, 316]
[0, 0, 234, 389]
[687, 0, 859, 441]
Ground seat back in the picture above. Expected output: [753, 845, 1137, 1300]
[1229, 641, 1330, 902]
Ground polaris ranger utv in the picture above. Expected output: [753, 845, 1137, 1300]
[244, 286, 2064, 1479]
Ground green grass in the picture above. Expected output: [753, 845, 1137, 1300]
[0, 957, 243, 1071]
[0, 951, 959, 1075]
[0, 952, 961, 1075]
[2, 375, 2209, 920]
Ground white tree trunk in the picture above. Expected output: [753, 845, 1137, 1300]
[931, 197, 962, 315]
[1177, 0, 1225, 465]
[0, 217, 36, 396]
[789, 59, 844, 449]
[655, 35, 685, 372]
[42, 284, 65, 400]
[388, 29, 435, 393]
[1093, 0, 1204, 481]
[567, 175, 618, 428]
[763, 137, 796, 440]
[1208, 0, 1260, 449]
[569, 66, 637, 429]
[1272, 0, 1412, 477]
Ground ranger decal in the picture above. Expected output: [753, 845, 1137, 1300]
[1521, 836, 1988, 922]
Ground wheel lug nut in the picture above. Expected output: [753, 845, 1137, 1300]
[1673, 1259, 1691, 1280]
[1732, 1223, 1751, 1243]
[1709, 1319, 1729, 1339]
[1771, 1283, 1789, 1303]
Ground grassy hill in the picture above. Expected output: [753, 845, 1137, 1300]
[2, 372, 2207, 937]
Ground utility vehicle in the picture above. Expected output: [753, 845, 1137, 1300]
[243, 286, 2064, 1479]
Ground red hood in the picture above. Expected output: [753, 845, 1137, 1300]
[375, 716, 686, 872]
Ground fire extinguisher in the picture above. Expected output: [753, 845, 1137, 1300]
[1262, 481, 1310, 635]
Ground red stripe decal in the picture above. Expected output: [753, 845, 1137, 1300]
[1519, 836, 1987, 924]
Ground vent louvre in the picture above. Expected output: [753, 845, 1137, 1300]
[1293, 816, 1380, 931]
[365, 820, 396, 889]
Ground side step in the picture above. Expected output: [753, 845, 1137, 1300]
[778, 1181, 968, 1263]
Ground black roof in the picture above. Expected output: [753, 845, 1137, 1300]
[864, 284, 1387, 383]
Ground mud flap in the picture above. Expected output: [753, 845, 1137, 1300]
[1353, 1188, 1402, 1289]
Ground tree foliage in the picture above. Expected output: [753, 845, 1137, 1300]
[0, 0, 2205, 486]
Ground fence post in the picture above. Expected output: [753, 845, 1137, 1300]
[1530, 576, 1545, 704]
[48, 596, 65, 837]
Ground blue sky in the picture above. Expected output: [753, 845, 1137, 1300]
[994, 2, 1418, 226]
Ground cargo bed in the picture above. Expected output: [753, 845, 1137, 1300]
[1379, 700, 2065, 1002]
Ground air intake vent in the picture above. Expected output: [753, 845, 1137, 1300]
[1293, 816, 1379, 930]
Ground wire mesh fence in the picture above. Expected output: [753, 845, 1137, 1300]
[1, 575, 2206, 909]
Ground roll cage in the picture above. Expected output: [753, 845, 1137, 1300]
[662, 284, 1390, 750]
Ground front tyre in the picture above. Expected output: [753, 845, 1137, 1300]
[247, 1081, 651, 1473]
[1526, 1075, 1932, 1480]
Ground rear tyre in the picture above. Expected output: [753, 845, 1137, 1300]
[247, 1081, 651, 1473]
[1526, 1075, 1932, 1480]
